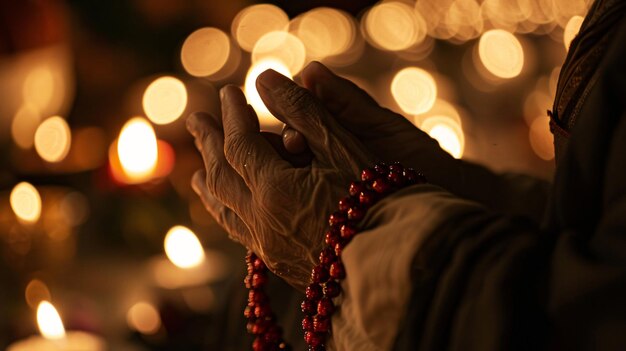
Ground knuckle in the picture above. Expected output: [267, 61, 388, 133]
[204, 162, 224, 195]
[282, 84, 317, 116]
[223, 133, 249, 165]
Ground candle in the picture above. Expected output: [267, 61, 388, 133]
[7, 301, 105, 351]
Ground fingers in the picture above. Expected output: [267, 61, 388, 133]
[281, 125, 308, 154]
[191, 170, 254, 248]
[300, 61, 410, 131]
[255, 69, 349, 159]
[262, 131, 312, 167]
[220, 85, 289, 188]
[186, 111, 252, 219]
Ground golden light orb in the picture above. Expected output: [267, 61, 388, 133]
[391, 67, 437, 115]
[421, 116, 465, 158]
[478, 29, 524, 79]
[563, 16, 584, 51]
[25, 279, 52, 309]
[142, 76, 188, 125]
[117, 117, 158, 183]
[22, 66, 55, 113]
[181, 27, 231, 77]
[232, 4, 290, 52]
[251, 31, 306, 75]
[164, 226, 205, 269]
[244, 58, 292, 129]
[37, 301, 65, 339]
[11, 104, 41, 149]
[127, 302, 161, 335]
[363, 2, 425, 51]
[34, 116, 71, 163]
[294, 8, 356, 60]
[10, 182, 42, 223]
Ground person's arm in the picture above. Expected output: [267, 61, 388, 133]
[330, 31, 626, 349]
[296, 62, 550, 223]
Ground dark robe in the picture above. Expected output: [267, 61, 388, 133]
[393, 1, 626, 350]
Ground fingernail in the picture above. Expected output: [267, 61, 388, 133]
[282, 128, 307, 154]
[257, 69, 291, 91]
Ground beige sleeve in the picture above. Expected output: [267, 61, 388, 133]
[330, 184, 485, 351]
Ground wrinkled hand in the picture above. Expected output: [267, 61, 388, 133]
[283, 62, 460, 192]
[187, 72, 375, 291]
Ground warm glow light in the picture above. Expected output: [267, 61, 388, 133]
[181, 27, 231, 77]
[421, 116, 465, 158]
[251, 31, 306, 75]
[164, 226, 205, 269]
[529, 116, 555, 160]
[244, 58, 292, 129]
[37, 301, 65, 339]
[391, 67, 437, 115]
[142, 76, 188, 125]
[117, 117, 158, 183]
[232, 4, 290, 52]
[563, 16, 584, 50]
[127, 302, 161, 335]
[34, 116, 71, 163]
[294, 8, 356, 60]
[11, 104, 41, 149]
[478, 29, 524, 79]
[10, 182, 42, 223]
[25, 279, 52, 309]
[22, 66, 55, 113]
[363, 2, 425, 51]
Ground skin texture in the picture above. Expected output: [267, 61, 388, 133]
[188, 61, 461, 291]
[187, 69, 374, 291]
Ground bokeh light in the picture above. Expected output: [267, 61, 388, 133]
[181, 27, 231, 78]
[231, 4, 290, 52]
[37, 301, 65, 339]
[10, 182, 42, 223]
[421, 116, 465, 158]
[391, 67, 437, 115]
[22, 66, 55, 113]
[293, 8, 356, 60]
[117, 117, 159, 183]
[244, 58, 292, 129]
[564, 16, 584, 50]
[251, 31, 306, 75]
[363, 1, 426, 51]
[11, 104, 41, 149]
[478, 29, 524, 79]
[34, 116, 72, 163]
[142, 76, 188, 125]
[127, 302, 161, 335]
[164, 226, 205, 269]
[529, 116, 555, 160]
[25, 279, 52, 309]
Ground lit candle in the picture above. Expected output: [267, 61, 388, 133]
[7, 301, 105, 351]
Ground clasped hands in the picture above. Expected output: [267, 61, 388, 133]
[187, 62, 455, 291]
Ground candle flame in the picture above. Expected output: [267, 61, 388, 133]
[37, 301, 66, 339]
[164, 226, 205, 269]
[117, 117, 158, 183]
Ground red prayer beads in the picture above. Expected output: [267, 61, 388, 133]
[245, 252, 292, 351]
[244, 162, 425, 350]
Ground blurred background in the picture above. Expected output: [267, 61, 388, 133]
[0, 0, 589, 349]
